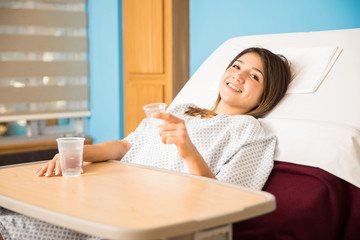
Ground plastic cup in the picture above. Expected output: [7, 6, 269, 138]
[56, 137, 85, 177]
[142, 103, 167, 129]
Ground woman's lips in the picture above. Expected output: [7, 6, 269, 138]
[227, 82, 242, 93]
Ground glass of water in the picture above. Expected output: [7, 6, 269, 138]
[142, 103, 167, 129]
[56, 137, 85, 177]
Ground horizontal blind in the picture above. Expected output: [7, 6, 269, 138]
[0, 0, 89, 122]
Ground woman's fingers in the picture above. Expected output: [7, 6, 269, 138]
[159, 130, 176, 144]
[46, 160, 56, 177]
[34, 163, 48, 176]
[155, 113, 187, 145]
[35, 154, 60, 177]
[159, 125, 186, 145]
[159, 123, 180, 133]
[35, 163, 49, 177]
[55, 157, 61, 176]
[164, 136, 177, 145]
[152, 112, 183, 124]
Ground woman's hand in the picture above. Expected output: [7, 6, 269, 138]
[34, 140, 132, 177]
[153, 112, 216, 179]
[34, 154, 62, 177]
[153, 112, 197, 159]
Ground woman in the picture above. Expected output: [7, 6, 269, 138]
[0, 47, 291, 240]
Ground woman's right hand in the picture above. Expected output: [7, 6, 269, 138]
[34, 154, 62, 177]
[34, 140, 132, 177]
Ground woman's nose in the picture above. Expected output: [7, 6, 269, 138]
[232, 74, 245, 83]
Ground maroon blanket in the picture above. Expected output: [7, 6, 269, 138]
[233, 161, 360, 240]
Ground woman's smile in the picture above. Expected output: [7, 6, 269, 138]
[226, 82, 242, 93]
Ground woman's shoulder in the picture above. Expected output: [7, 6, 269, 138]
[221, 114, 260, 129]
[230, 114, 260, 125]
[167, 103, 198, 115]
[224, 114, 273, 137]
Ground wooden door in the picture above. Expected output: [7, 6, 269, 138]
[123, 0, 189, 135]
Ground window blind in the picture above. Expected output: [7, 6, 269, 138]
[0, 0, 89, 124]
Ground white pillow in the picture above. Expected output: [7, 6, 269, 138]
[273, 46, 342, 94]
[259, 118, 360, 188]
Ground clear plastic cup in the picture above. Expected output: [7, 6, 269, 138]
[142, 103, 167, 129]
[56, 137, 85, 177]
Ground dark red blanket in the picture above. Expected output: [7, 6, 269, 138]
[233, 161, 360, 240]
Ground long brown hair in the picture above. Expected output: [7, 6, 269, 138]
[185, 47, 291, 118]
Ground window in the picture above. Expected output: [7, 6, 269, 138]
[0, 0, 89, 138]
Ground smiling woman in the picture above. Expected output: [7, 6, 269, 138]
[185, 47, 291, 118]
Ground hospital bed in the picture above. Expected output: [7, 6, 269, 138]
[172, 28, 360, 239]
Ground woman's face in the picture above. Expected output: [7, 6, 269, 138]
[217, 52, 265, 115]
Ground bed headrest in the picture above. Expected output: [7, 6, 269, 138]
[171, 28, 360, 187]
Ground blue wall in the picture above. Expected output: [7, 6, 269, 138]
[190, 0, 360, 75]
[87, 0, 123, 144]
[87, 0, 360, 143]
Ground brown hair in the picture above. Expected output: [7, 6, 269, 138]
[185, 47, 291, 118]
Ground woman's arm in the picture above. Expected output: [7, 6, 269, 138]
[83, 140, 131, 162]
[35, 139, 131, 177]
[153, 112, 216, 179]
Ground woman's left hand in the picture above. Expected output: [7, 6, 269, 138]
[152, 112, 197, 159]
[152, 112, 217, 179]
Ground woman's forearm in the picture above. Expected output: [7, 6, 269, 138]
[83, 140, 131, 162]
[184, 148, 217, 179]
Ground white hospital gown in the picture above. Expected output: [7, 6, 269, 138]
[123, 103, 276, 190]
[0, 103, 276, 239]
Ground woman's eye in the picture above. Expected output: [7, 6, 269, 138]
[232, 64, 240, 70]
[250, 74, 259, 81]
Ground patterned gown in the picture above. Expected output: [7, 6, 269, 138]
[123, 103, 276, 190]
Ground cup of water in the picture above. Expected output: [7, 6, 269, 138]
[142, 103, 167, 129]
[56, 137, 85, 177]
